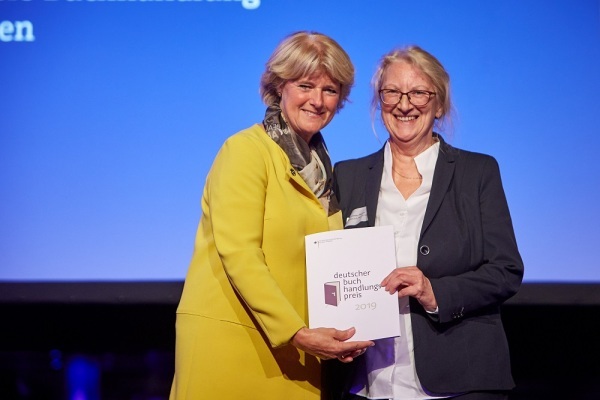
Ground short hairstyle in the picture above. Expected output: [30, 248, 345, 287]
[371, 45, 453, 131]
[260, 31, 354, 111]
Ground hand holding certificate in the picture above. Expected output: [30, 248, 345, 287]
[305, 225, 400, 341]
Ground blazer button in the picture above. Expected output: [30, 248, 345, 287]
[419, 245, 430, 255]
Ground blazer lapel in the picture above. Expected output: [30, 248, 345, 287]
[421, 137, 456, 236]
[286, 166, 322, 204]
[365, 148, 385, 227]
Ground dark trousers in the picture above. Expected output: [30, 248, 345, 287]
[344, 392, 509, 400]
[450, 392, 509, 400]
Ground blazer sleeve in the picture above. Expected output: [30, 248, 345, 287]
[205, 133, 306, 346]
[429, 155, 524, 324]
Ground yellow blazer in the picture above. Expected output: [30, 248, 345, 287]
[170, 124, 343, 400]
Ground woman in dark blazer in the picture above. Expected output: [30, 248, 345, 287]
[329, 46, 524, 400]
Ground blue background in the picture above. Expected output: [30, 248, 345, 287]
[1, 0, 599, 282]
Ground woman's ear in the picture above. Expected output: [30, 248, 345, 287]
[276, 82, 285, 98]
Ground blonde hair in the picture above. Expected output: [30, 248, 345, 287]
[371, 45, 453, 132]
[260, 31, 354, 111]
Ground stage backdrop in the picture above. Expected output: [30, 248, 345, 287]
[2, 0, 599, 284]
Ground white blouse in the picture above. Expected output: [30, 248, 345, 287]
[349, 139, 449, 400]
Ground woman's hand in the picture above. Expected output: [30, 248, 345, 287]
[291, 326, 374, 363]
[381, 266, 438, 312]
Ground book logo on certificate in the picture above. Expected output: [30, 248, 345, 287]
[324, 281, 341, 306]
[305, 225, 400, 341]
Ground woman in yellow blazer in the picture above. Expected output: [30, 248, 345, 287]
[169, 31, 374, 400]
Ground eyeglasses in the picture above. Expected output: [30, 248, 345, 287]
[379, 89, 436, 107]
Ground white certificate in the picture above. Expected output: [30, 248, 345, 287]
[305, 225, 400, 341]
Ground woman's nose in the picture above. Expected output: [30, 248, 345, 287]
[309, 89, 324, 107]
[396, 93, 412, 110]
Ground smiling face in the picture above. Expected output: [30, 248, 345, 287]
[380, 60, 442, 152]
[278, 70, 341, 143]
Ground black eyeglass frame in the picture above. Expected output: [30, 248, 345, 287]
[378, 89, 437, 107]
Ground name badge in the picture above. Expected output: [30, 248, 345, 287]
[345, 206, 368, 227]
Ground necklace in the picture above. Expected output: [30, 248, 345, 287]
[392, 167, 422, 180]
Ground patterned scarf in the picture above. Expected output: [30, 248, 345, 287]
[262, 104, 339, 216]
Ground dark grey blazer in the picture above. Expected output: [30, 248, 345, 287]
[330, 134, 524, 395]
